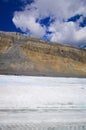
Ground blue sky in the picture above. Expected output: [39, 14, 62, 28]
[0, 0, 86, 47]
[0, 0, 32, 32]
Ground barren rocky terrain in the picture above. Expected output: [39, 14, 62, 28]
[0, 31, 86, 77]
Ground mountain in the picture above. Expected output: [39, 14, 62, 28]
[0, 31, 86, 77]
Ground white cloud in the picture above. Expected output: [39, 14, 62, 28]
[48, 22, 76, 44]
[48, 21, 86, 46]
[12, 0, 86, 47]
[75, 27, 86, 43]
[13, 10, 46, 38]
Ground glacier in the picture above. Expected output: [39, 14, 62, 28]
[0, 75, 86, 130]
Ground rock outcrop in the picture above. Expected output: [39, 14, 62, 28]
[0, 31, 86, 77]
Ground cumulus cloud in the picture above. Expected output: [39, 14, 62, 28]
[12, 0, 86, 47]
[13, 10, 46, 38]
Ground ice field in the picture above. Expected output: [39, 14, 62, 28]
[0, 75, 86, 130]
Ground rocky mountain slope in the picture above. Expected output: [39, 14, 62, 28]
[0, 31, 86, 77]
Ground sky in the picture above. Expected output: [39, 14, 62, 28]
[0, 0, 86, 47]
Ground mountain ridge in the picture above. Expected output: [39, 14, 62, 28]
[0, 31, 86, 77]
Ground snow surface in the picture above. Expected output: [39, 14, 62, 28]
[0, 75, 86, 110]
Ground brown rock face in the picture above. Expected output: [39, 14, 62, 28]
[0, 31, 86, 77]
